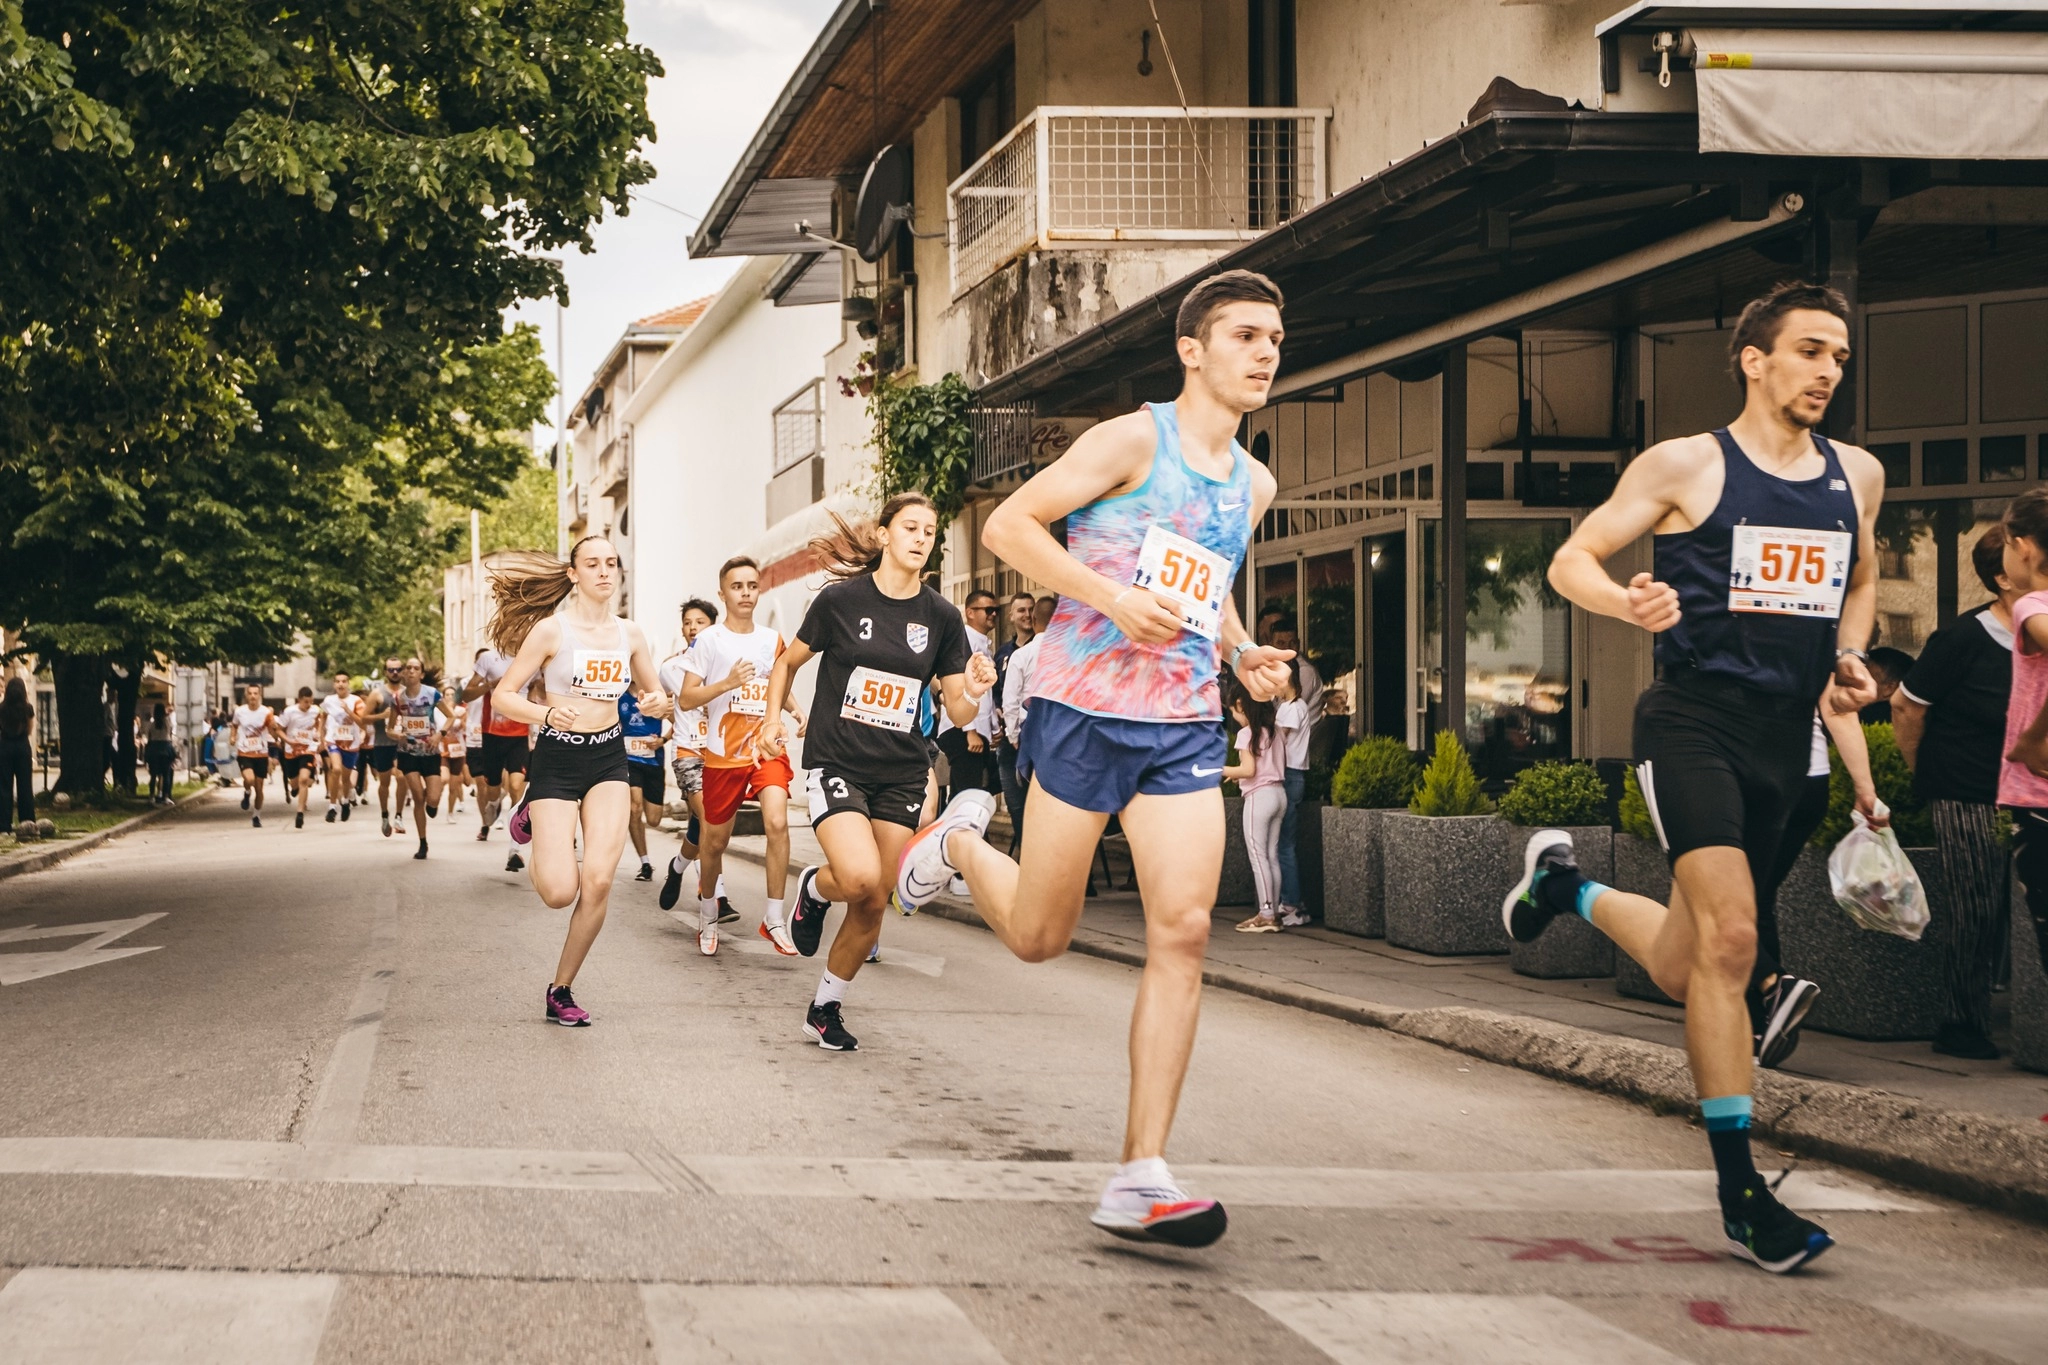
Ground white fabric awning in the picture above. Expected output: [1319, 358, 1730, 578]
[1690, 27, 2048, 159]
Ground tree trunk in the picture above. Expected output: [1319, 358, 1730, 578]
[109, 656, 142, 795]
[50, 652, 109, 795]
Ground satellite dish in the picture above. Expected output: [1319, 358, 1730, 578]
[855, 144, 914, 263]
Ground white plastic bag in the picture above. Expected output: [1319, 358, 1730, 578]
[1826, 805, 1929, 941]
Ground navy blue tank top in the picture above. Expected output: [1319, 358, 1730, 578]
[1653, 429, 1860, 702]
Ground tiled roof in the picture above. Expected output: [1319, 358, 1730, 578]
[631, 296, 715, 330]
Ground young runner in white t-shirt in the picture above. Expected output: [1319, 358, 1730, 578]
[231, 683, 284, 827]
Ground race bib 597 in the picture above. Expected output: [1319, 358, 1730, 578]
[841, 666, 919, 733]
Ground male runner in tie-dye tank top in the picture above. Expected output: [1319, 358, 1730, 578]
[891, 270, 1297, 1251]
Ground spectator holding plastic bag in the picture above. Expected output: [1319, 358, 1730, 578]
[1894, 523, 2020, 1060]
[1996, 488, 2048, 1004]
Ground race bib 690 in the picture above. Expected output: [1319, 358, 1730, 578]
[1729, 525, 1852, 618]
[841, 666, 919, 732]
[1132, 525, 1230, 640]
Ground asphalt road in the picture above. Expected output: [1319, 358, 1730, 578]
[0, 785, 2043, 1364]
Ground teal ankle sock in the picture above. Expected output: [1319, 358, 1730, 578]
[1575, 879, 1610, 922]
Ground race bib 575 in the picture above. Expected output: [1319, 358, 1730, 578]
[1729, 525, 1851, 618]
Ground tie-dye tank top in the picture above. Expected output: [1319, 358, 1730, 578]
[1030, 402, 1254, 723]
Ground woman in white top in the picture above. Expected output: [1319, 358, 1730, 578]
[487, 536, 672, 1028]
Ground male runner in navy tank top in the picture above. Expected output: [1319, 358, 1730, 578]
[882, 270, 1296, 1248]
[1504, 282, 1882, 1274]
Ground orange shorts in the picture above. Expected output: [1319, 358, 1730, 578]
[700, 755, 793, 826]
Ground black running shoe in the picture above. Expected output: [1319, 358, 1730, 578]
[716, 896, 739, 925]
[803, 1000, 857, 1051]
[325, 807, 338, 824]
[340, 802, 351, 822]
[295, 811, 305, 829]
[1754, 974, 1820, 1070]
[476, 824, 489, 841]
[251, 813, 261, 828]
[658, 858, 686, 910]
[414, 839, 428, 860]
[791, 865, 829, 958]
[635, 861, 653, 882]
[1723, 1186, 1833, 1274]
[1501, 829, 1577, 943]
[506, 850, 524, 872]
[241, 791, 251, 811]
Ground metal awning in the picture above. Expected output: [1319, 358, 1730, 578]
[699, 179, 839, 260]
[1596, 1, 2048, 37]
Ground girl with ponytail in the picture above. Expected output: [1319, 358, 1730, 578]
[758, 492, 998, 1051]
[487, 535, 673, 1028]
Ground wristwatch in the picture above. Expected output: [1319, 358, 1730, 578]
[1226, 640, 1255, 675]
[1835, 648, 1869, 665]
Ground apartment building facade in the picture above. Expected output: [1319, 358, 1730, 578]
[693, 0, 2048, 778]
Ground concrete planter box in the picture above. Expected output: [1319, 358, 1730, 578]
[1219, 794, 1254, 906]
[1778, 844, 1953, 1042]
[1321, 806, 1390, 938]
[1295, 798, 1326, 919]
[1611, 833, 1679, 1006]
[1383, 812, 1512, 955]
[1505, 825, 1616, 980]
[2012, 870, 2048, 1074]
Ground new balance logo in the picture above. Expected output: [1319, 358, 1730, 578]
[1829, 479, 1848, 491]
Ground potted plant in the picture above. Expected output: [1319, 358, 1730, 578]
[1611, 767, 1680, 1006]
[1382, 732, 1508, 954]
[1321, 736, 1420, 937]
[1497, 761, 1616, 979]
[1778, 723, 1953, 1040]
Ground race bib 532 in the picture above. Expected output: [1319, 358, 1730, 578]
[1729, 525, 1852, 618]
[728, 677, 770, 717]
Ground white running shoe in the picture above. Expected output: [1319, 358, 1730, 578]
[1089, 1163, 1228, 1247]
[758, 920, 798, 956]
[893, 790, 997, 913]
[948, 874, 970, 899]
[698, 922, 718, 957]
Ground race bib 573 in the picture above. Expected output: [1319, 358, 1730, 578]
[1132, 525, 1231, 641]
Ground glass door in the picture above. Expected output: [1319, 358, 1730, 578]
[1420, 517, 1573, 779]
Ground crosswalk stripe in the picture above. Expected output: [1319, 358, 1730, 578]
[0, 1268, 338, 1364]
[0, 1136, 663, 1192]
[666, 912, 944, 974]
[1872, 1288, 2048, 1364]
[642, 1285, 1006, 1365]
[1245, 1291, 1691, 1365]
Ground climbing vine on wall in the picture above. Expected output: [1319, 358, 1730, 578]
[843, 352, 975, 537]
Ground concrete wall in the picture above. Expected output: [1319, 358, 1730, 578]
[621, 259, 841, 660]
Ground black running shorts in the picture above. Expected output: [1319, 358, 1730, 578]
[236, 755, 270, 778]
[365, 745, 397, 774]
[396, 751, 441, 778]
[280, 755, 315, 780]
[808, 766, 928, 831]
[1633, 670, 1814, 884]
[525, 723, 628, 804]
[626, 761, 665, 806]
[478, 732, 529, 784]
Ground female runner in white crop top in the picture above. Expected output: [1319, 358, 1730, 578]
[487, 536, 672, 1027]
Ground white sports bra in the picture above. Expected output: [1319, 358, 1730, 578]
[542, 616, 632, 702]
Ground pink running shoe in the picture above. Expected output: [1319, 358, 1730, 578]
[509, 798, 532, 845]
[545, 984, 589, 1026]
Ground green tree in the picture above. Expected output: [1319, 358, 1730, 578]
[0, 1, 651, 791]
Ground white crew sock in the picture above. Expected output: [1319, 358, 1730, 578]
[699, 896, 719, 928]
[1113, 1156, 1173, 1188]
[670, 853, 686, 876]
[716, 874, 727, 898]
[813, 971, 849, 1009]
[762, 897, 785, 928]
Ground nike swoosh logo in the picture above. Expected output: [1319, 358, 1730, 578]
[1191, 765, 1222, 776]
[1219, 501, 1245, 511]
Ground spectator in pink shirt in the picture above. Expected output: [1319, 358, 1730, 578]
[1997, 487, 2048, 982]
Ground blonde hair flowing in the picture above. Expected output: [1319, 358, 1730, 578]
[486, 536, 602, 655]
[809, 492, 937, 583]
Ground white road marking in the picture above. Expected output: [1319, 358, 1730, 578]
[0, 1267, 338, 1365]
[667, 911, 943, 974]
[0, 1137, 1928, 1211]
[642, 1285, 1006, 1365]
[1246, 1291, 1691, 1365]
[300, 897, 400, 1145]
[1875, 1288, 2048, 1363]
[0, 914, 166, 986]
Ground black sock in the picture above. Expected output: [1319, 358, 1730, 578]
[426, 805, 438, 818]
[1702, 1096, 1762, 1213]
[1533, 863, 1586, 917]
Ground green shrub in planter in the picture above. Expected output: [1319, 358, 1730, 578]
[1619, 766, 1657, 842]
[1811, 721, 1934, 849]
[1409, 731, 1492, 817]
[1332, 736, 1420, 809]
[1499, 760, 1608, 828]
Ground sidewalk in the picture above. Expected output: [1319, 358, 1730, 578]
[0, 784, 215, 883]
[725, 821, 2048, 1220]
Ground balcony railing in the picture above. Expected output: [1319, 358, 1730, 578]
[596, 437, 628, 501]
[948, 106, 1329, 297]
[772, 379, 824, 475]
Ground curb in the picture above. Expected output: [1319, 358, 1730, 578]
[723, 843, 2048, 1221]
[0, 787, 216, 885]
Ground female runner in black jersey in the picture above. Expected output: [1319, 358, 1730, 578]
[759, 493, 998, 1051]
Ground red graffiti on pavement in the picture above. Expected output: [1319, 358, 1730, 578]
[1688, 1301, 1808, 1335]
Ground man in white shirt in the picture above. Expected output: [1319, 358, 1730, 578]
[936, 590, 999, 796]
[1000, 596, 1057, 847]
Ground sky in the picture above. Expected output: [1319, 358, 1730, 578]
[508, 0, 841, 436]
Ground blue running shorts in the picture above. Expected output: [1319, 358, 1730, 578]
[1018, 699, 1227, 814]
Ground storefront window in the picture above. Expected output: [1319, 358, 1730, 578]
[1302, 549, 1356, 746]
[1420, 518, 1573, 778]
[1257, 559, 1297, 640]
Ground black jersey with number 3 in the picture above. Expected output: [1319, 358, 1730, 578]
[796, 576, 969, 783]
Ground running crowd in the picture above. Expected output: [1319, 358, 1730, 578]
[188, 270, 2048, 1278]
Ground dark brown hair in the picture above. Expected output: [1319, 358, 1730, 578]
[1972, 522, 2010, 595]
[486, 535, 605, 655]
[2005, 486, 2048, 551]
[0, 677, 31, 739]
[1728, 281, 1851, 392]
[680, 597, 719, 625]
[809, 492, 938, 582]
[1175, 269, 1285, 343]
[718, 556, 760, 586]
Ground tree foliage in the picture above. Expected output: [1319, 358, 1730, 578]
[858, 356, 976, 536]
[1408, 730, 1493, 818]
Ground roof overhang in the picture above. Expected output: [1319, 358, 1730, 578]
[975, 109, 2048, 414]
[1596, 1, 2048, 37]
